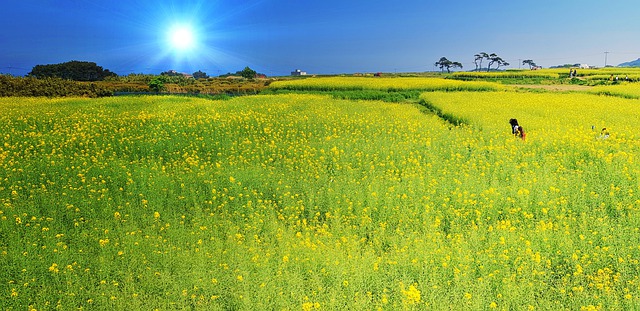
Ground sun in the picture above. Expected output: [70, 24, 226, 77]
[168, 25, 196, 51]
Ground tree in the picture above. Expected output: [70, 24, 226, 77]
[435, 57, 450, 73]
[148, 76, 165, 93]
[435, 57, 463, 73]
[239, 66, 257, 80]
[487, 53, 509, 71]
[486, 53, 497, 71]
[28, 60, 116, 81]
[522, 59, 537, 70]
[193, 70, 208, 79]
[473, 52, 488, 71]
[473, 52, 489, 71]
[451, 61, 463, 72]
[473, 54, 481, 71]
[494, 58, 509, 70]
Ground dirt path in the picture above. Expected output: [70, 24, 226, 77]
[510, 84, 592, 91]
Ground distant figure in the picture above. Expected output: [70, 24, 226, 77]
[509, 118, 526, 140]
[600, 128, 610, 140]
[509, 118, 519, 135]
[516, 126, 526, 140]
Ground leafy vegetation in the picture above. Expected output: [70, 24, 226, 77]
[4, 89, 640, 310]
[28, 60, 116, 81]
[261, 88, 421, 102]
[0, 75, 112, 97]
[522, 59, 538, 69]
[435, 57, 463, 73]
[148, 76, 166, 93]
[3, 69, 640, 310]
[470, 52, 509, 71]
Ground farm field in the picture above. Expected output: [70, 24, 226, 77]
[2, 77, 640, 310]
[269, 76, 504, 92]
[450, 68, 640, 84]
[587, 83, 640, 99]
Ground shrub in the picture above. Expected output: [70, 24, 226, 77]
[0, 75, 112, 97]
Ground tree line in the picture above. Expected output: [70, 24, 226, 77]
[436, 53, 538, 72]
[0, 75, 112, 97]
[18, 60, 267, 95]
[28, 61, 117, 81]
[26, 60, 264, 81]
[0, 60, 269, 97]
[148, 67, 261, 93]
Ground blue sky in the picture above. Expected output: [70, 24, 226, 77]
[1, 0, 639, 76]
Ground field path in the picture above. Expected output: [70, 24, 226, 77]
[512, 84, 593, 91]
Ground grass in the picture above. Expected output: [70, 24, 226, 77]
[2, 95, 470, 309]
[260, 88, 421, 102]
[3, 82, 640, 310]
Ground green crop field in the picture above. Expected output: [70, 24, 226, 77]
[3, 76, 640, 310]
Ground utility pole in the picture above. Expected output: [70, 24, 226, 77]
[604, 51, 609, 67]
[518, 59, 521, 69]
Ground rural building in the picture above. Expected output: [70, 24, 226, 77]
[165, 69, 193, 78]
[291, 69, 307, 76]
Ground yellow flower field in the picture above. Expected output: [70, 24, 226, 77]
[2, 89, 640, 310]
[269, 76, 503, 91]
[451, 70, 560, 79]
[422, 91, 640, 137]
[588, 83, 640, 99]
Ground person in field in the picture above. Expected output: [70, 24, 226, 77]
[509, 118, 526, 140]
[600, 128, 610, 139]
[516, 126, 526, 140]
[509, 118, 519, 135]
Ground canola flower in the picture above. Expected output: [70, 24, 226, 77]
[400, 282, 422, 305]
[2, 90, 640, 310]
[451, 67, 640, 82]
[588, 83, 640, 99]
[451, 70, 559, 79]
[420, 90, 640, 307]
[269, 76, 503, 92]
[421, 91, 640, 142]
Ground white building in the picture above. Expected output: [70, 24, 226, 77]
[291, 69, 307, 76]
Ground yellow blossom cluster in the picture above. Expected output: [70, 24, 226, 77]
[2, 86, 640, 309]
[269, 76, 503, 92]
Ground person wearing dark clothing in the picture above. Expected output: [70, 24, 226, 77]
[509, 119, 519, 135]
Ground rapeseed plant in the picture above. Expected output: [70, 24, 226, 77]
[2, 89, 640, 309]
[270, 76, 503, 92]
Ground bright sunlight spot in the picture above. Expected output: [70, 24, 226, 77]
[168, 25, 195, 51]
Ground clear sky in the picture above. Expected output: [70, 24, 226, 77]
[1, 0, 639, 76]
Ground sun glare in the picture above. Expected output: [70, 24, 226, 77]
[168, 25, 195, 51]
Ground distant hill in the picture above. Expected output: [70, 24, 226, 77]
[618, 58, 640, 67]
